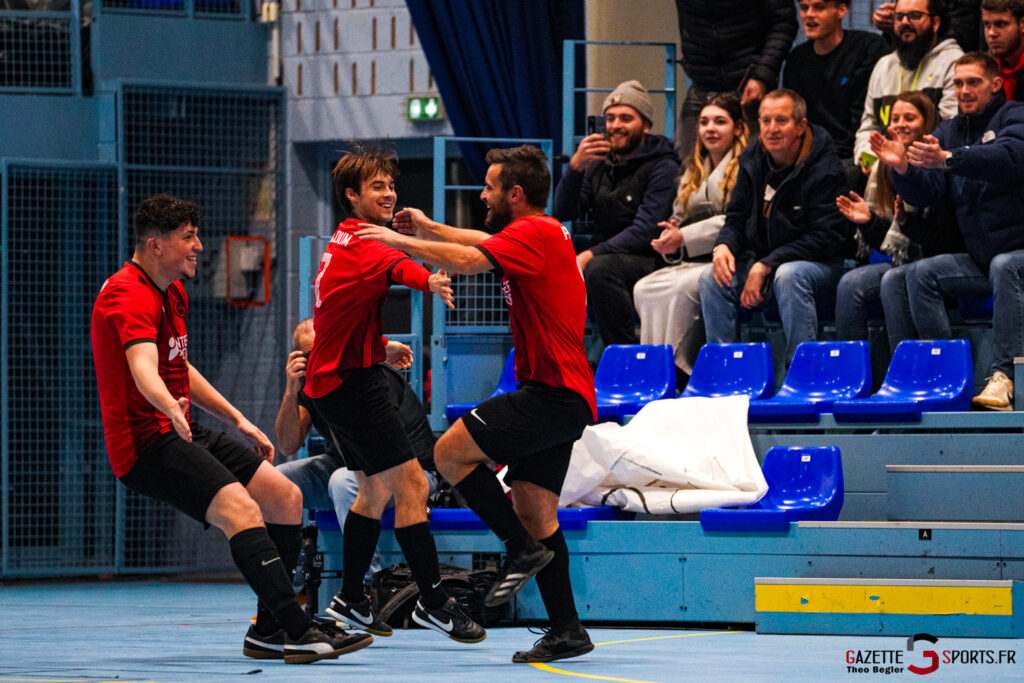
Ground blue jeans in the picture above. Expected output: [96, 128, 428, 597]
[901, 250, 1024, 376]
[879, 263, 917, 352]
[698, 257, 847, 363]
[835, 262, 893, 341]
[277, 455, 438, 580]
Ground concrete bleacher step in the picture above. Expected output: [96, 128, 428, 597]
[886, 465, 1024, 522]
[755, 577, 1023, 638]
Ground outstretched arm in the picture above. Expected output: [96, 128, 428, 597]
[188, 363, 274, 461]
[393, 208, 491, 245]
[358, 224, 494, 276]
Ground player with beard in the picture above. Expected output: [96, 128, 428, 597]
[357, 145, 598, 664]
[552, 79, 679, 349]
[303, 149, 487, 644]
[854, 0, 963, 179]
[983, 0, 1024, 100]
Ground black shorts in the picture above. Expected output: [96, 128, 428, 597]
[461, 382, 592, 495]
[119, 423, 263, 524]
[310, 364, 418, 477]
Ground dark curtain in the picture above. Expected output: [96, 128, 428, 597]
[405, 0, 585, 183]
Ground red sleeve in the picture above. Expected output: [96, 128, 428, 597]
[475, 220, 545, 279]
[361, 239, 432, 292]
[99, 280, 159, 349]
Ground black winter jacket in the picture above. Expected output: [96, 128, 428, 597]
[675, 0, 797, 92]
[552, 134, 679, 256]
[892, 92, 1024, 270]
[715, 125, 853, 269]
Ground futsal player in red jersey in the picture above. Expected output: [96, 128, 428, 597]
[357, 145, 597, 663]
[303, 150, 486, 644]
[90, 194, 370, 664]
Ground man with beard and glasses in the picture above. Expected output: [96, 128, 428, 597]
[357, 145, 597, 664]
[982, 0, 1024, 100]
[552, 80, 679, 351]
[854, 0, 963, 178]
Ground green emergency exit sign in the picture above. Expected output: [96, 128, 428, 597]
[406, 96, 443, 121]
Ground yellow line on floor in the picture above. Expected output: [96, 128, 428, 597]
[595, 630, 741, 646]
[531, 630, 742, 681]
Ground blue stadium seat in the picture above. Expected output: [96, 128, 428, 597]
[831, 339, 973, 423]
[445, 349, 516, 423]
[699, 446, 844, 532]
[378, 505, 635, 531]
[957, 296, 993, 321]
[748, 341, 871, 423]
[680, 342, 774, 400]
[594, 344, 675, 422]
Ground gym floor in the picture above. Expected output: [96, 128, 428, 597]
[0, 581, 1020, 682]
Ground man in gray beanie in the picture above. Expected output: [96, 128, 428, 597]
[553, 79, 680, 351]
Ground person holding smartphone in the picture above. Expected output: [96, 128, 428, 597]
[552, 79, 679, 350]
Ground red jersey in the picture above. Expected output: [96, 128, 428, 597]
[91, 261, 191, 477]
[305, 218, 433, 398]
[475, 215, 597, 420]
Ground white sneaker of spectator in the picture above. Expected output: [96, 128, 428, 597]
[971, 371, 1014, 411]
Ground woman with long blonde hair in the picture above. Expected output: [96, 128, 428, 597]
[633, 93, 748, 386]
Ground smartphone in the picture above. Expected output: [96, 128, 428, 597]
[586, 115, 608, 137]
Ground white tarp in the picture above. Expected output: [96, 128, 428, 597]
[559, 395, 768, 514]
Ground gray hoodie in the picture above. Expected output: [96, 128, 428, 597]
[853, 37, 963, 163]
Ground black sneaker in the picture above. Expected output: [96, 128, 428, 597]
[411, 597, 487, 643]
[242, 624, 285, 660]
[512, 621, 594, 663]
[485, 542, 555, 607]
[325, 593, 393, 637]
[283, 623, 373, 664]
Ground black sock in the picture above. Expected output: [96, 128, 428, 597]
[342, 511, 381, 602]
[453, 464, 530, 553]
[255, 523, 303, 633]
[535, 528, 579, 630]
[229, 527, 309, 640]
[394, 522, 447, 609]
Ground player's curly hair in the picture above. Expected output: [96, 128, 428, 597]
[484, 145, 551, 208]
[133, 193, 202, 245]
[331, 147, 399, 214]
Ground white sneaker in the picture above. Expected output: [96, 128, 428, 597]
[971, 371, 1014, 411]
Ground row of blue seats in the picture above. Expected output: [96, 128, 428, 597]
[448, 339, 975, 425]
[313, 445, 845, 534]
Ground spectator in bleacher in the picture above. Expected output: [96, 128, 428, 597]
[784, 0, 890, 189]
[854, 0, 963, 188]
[873, 0, 983, 51]
[553, 80, 679, 348]
[833, 91, 963, 346]
[274, 318, 438, 620]
[883, 51, 1024, 410]
[674, 0, 798, 158]
[632, 93, 748, 387]
[698, 89, 853, 364]
[982, 0, 1024, 100]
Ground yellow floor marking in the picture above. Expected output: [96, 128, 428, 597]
[531, 629, 741, 681]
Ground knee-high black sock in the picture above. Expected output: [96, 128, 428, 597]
[453, 464, 530, 553]
[393, 522, 447, 610]
[534, 528, 579, 630]
[342, 510, 381, 602]
[229, 527, 309, 639]
[255, 523, 303, 633]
